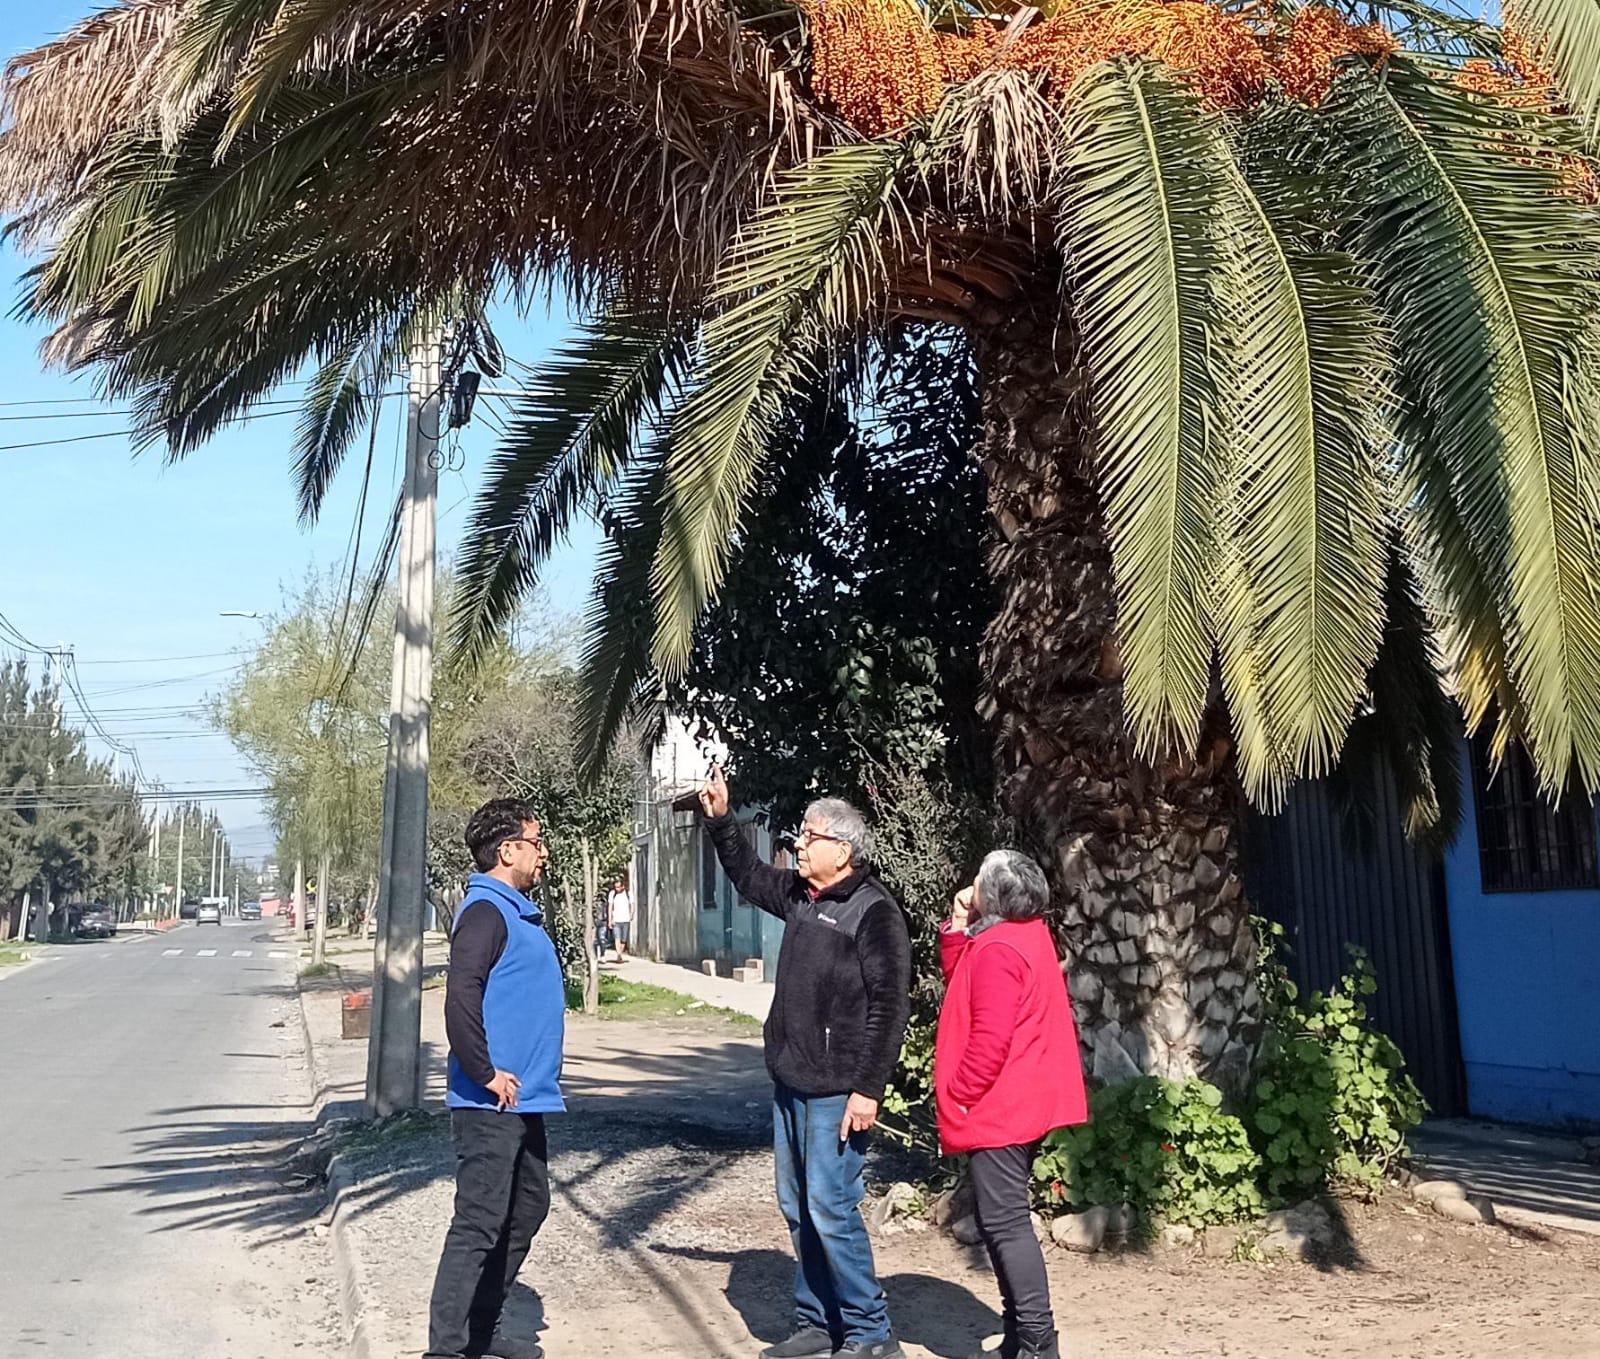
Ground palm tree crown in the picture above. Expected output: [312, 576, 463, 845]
[4, 0, 1600, 815]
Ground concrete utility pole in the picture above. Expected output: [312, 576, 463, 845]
[313, 851, 331, 969]
[293, 859, 306, 936]
[37, 646, 65, 940]
[174, 811, 185, 921]
[366, 326, 443, 1118]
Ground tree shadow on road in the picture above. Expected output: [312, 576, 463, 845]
[65, 1104, 332, 1246]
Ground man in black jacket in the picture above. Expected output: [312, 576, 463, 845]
[699, 767, 911, 1359]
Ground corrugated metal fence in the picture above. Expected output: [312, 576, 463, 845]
[1245, 773, 1468, 1117]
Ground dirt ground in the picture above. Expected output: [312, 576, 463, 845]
[328, 1011, 1600, 1359]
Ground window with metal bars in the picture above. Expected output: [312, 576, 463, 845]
[1469, 734, 1600, 893]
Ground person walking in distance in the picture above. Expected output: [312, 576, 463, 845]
[937, 852, 1087, 1359]
[424, 798, 563, 1359]
[699, 766, 912, 1359]
[606, 878, 632, 962]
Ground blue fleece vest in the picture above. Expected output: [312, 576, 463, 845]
[446, 874, 567, 1114]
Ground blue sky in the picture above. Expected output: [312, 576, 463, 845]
[0, 3, 599, 858]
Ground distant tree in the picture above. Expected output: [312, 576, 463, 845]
[454, 670, 638, 1013]
[0, 660, 149, 938]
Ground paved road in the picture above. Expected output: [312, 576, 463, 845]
[0, 923, 341, 1357]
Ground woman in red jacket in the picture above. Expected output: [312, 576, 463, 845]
[936, 850, 1087, 1359]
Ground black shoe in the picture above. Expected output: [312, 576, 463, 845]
[1017, 1332, 1059, 1359]
[832, 1341, 905, 1359]
[760, 1328, 835, 1359]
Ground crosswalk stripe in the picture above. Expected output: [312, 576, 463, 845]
[232, 950, 252, 958]
[197, 949, 217, 957]
[162, 948, 182, 956]
[268, 951, 289, 959]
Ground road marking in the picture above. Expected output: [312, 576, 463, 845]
[268, 951, 289, 959]
[162, 949, 182, 956]
[197, 949, 217, 958]
[232, 950, 252, 958]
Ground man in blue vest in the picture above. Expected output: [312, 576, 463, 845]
[425, 798, 565, 1359]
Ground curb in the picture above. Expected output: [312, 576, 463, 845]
[296, 966, 410, 1357]
[0, 951, 46, 982]
[325, 1153, 408, 1359]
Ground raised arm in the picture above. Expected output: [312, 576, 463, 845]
[699, 765, 794, 920]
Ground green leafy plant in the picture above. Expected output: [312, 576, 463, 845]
[1245, 923, 1426, 1202]
[1033, 1076, 1264, 1226]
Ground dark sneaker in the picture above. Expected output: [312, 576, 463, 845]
[760, 1328, 836, 1359]
[1016, 1332, 1060, 1359]
[832, 1341, 906, 1359]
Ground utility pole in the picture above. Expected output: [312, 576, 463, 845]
[36, 646, 65, 940]
[293, 858, 306, 936]
[220, 839, 229, 912]
[174, 810, 185, 921]
[149, 811, 161, 919]
[366, 326, 443, 1118]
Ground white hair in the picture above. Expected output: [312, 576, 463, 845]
[804, 797, 873, 866]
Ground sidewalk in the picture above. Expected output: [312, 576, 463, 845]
[296, 945, 1600, 1359]
[610, 954, 775, 1021]
[1409, 1118, 1600, 1237]
[298, 939, 783, 1358]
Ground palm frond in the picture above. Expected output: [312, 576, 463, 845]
[1329, 57, 1600, 792]
[1215, 122, 1391, 794]
[577, 457, 673, 781]
[650, 133, 926, 676]
[293, 321, 404, 522]
[1053, 57, 1229, 755]
[1360, 545, 1463, 851]
[1518, 0, 1600, 148]
[449, 303, 693, 668]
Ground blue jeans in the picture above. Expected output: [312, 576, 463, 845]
[773, 1083, 892, 1346]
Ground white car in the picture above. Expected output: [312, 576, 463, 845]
[196, 903, 222, 926]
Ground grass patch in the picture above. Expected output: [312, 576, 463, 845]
[300, 961, 335, 979]
[565, 973, 761, 1026]
[0, 947, 28, 968]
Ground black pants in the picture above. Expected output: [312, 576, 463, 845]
[970, 1143, 1054, 1347]
[425, 1109, 551, 1358]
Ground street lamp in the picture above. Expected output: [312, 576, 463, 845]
[219, 611, 260, 619]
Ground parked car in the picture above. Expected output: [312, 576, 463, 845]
[239, 900, 262, 921]
[196, 902, 222, 925]
[76, 904, 116, 938]
[179, 900, 200, 920]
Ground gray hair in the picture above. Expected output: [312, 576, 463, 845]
[804, 797, 873, 866]
[972, 849, 1050, 931]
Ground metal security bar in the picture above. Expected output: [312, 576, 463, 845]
[1470, 735, 1600, 893]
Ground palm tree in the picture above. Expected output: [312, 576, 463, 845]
[4, 0, 1600, 1085]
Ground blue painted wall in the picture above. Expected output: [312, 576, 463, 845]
[1443, 762, 1600, 1129]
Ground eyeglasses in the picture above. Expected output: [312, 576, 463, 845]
[789, 827, 843, 847]
[503, 834, 546, 852]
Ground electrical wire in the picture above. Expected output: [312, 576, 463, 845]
[0, 407, 301, 455]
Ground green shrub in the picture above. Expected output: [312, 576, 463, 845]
[1033, 1076, 1263, 1226]
[1244, 927, 1426, 1202]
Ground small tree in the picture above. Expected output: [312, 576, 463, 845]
[456, 670, 637, 1014]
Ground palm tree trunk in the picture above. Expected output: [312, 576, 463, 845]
[975, 304, 1260, 1090]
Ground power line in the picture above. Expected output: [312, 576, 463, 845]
[71, 649, 242, 665]
[0, 397, 313, 423]
[0, 406, 302, 455]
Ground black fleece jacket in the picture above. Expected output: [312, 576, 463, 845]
[705, 812, 911, 1101]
